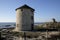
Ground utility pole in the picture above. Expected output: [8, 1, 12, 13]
[46, 30, 48, 40]
[0, 32, 1, 40]
[24, 32, 26, 40]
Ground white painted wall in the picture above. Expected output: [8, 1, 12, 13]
[15, 8, 34, 31]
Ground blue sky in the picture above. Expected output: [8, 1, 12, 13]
[0, 0, 60, 22]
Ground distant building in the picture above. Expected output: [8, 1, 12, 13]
[15, 4, 35, 31]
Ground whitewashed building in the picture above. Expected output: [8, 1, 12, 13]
[15, 4, 35, 31]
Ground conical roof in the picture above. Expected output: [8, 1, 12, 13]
[16, 4, 35, 11]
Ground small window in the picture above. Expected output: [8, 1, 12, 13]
[31, 24, 34, 31]
[31, 16, 33, 20]
[21, 9, 23, 11]
[17, 24, 19, 27]
[31, 10, 33, 12]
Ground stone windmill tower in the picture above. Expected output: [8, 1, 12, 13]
[15, 4, 35, 31]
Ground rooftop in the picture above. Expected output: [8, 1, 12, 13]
[16, 4, 35, 11]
